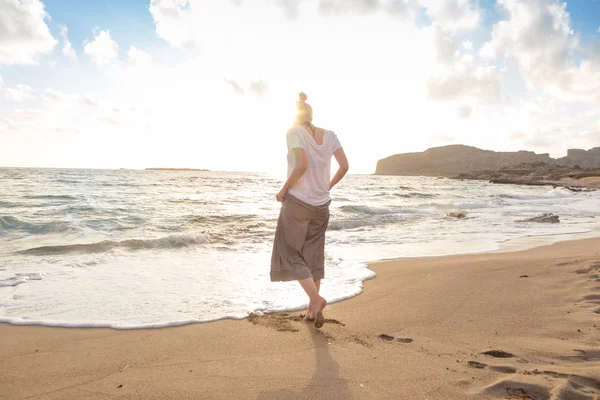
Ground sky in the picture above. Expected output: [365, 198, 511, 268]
[0, 0, 599, 174]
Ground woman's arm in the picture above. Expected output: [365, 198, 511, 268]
[276, 148, 308, 202]
[329, 148, 349, 190]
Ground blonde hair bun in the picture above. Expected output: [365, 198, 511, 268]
[299, 92, 308, 102]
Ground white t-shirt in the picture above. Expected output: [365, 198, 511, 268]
[286, 126, 343, 206]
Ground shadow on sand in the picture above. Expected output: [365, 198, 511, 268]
[257, 326, 353, 400]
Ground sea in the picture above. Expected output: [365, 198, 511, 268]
[1, 168, 599, 329]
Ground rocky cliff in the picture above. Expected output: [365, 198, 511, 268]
[375, 145, 600, 176]
[556, 147, 600, 167]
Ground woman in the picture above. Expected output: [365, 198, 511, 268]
[271, 92, 349, 328]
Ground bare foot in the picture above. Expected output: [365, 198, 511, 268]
[303, 313, 315, 322]
[314, 297, 327, 328]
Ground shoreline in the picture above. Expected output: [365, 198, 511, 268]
[455, 176, 600, 191]
[1, 237, 600, 399]
[1, 228, 600, 331]
[1, 228, 599, 331]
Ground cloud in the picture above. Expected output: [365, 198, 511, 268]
[433, 25, 458, 64]
[60, 26, 77, 61]
[429, 132, 455, 143]
[319, 0, 381, 16]
[420, 0, 480, 31]
[426, 22, 502, 103]
[3, 84, 36, 102]
[505, 102, 600, 154]
[149, 0, 198, 49]
[233, 0, 423, 19]
[428, 66, 501, 102]
[0, 0, 57, 64]
[249, 79, 269, 97]
[275, 0, 303, 19]
[3, 117, 17, 131]
[81, 94, 99, 107]
[225, 79, 245, 96]
[318, 0, 420, 18]
[128, 46, 152, 66]
[45, 88, 69, 102]
[84, 30, 119, 65]
[481, 0, 600, 103]
[223, 78, 268, 97]
[160, 0, 421, 41]
[456, 104, 472, 118]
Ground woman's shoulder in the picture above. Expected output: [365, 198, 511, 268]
[287, 125, 306, 137]
[323, 129, 337, 139]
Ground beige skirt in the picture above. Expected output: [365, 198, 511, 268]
[270, 194, 331, 282]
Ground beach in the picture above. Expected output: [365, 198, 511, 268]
[2, 237, 599, 400]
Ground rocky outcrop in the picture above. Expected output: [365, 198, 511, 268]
[375, 145, 553, 176]
[447, 211, 467, 219]
[455, 162, 600, 190]
[516, 214, 560, 223]
[556, 147, 600, 168]
[376, 145, 600, 177]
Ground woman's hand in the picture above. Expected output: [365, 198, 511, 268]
[276, 188, 288, 202]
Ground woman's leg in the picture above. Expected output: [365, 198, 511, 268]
[301, 203, 329, 327]
[299, 278, 326, 321]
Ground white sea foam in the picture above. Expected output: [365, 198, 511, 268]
[0, 273, 43, 287]
[0, 277, 29, 288]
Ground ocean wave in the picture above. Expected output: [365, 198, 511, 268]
[338, 205, 413, 215]
[55, 178, 81, 184]
[393, 192, 436, 198]
[0, 201, 20, 208]
[0, 273, 43, 288]
[186, 214, 261, 226]
[18, 234, 208, 256]
[23, 195, 78, 200]
[451, 202, 494, 209]
[499, 188, 574, 201]
[329, 215, 419, 230]
[0, 216, 78, 235]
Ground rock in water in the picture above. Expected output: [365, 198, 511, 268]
[516, 213, 560, 223]
[447, 211, 467, 219]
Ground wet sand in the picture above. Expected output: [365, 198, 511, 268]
[1, 238, 599, 399]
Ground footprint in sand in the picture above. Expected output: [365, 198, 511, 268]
[467, 361, 516, 374]
[559, 349, 600, 362]
[584, 294, 600, 305]
[481, 350, 516, 359]
[489, 365, 517, 374]
[324, 318, 345, 326]
[378, 334, 414, 344]
[575, 262, 600, 275]
[247, 313, 301, 332]
[555, 261, 574, 267]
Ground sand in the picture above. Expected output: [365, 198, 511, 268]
[1, 238, 599, 400]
